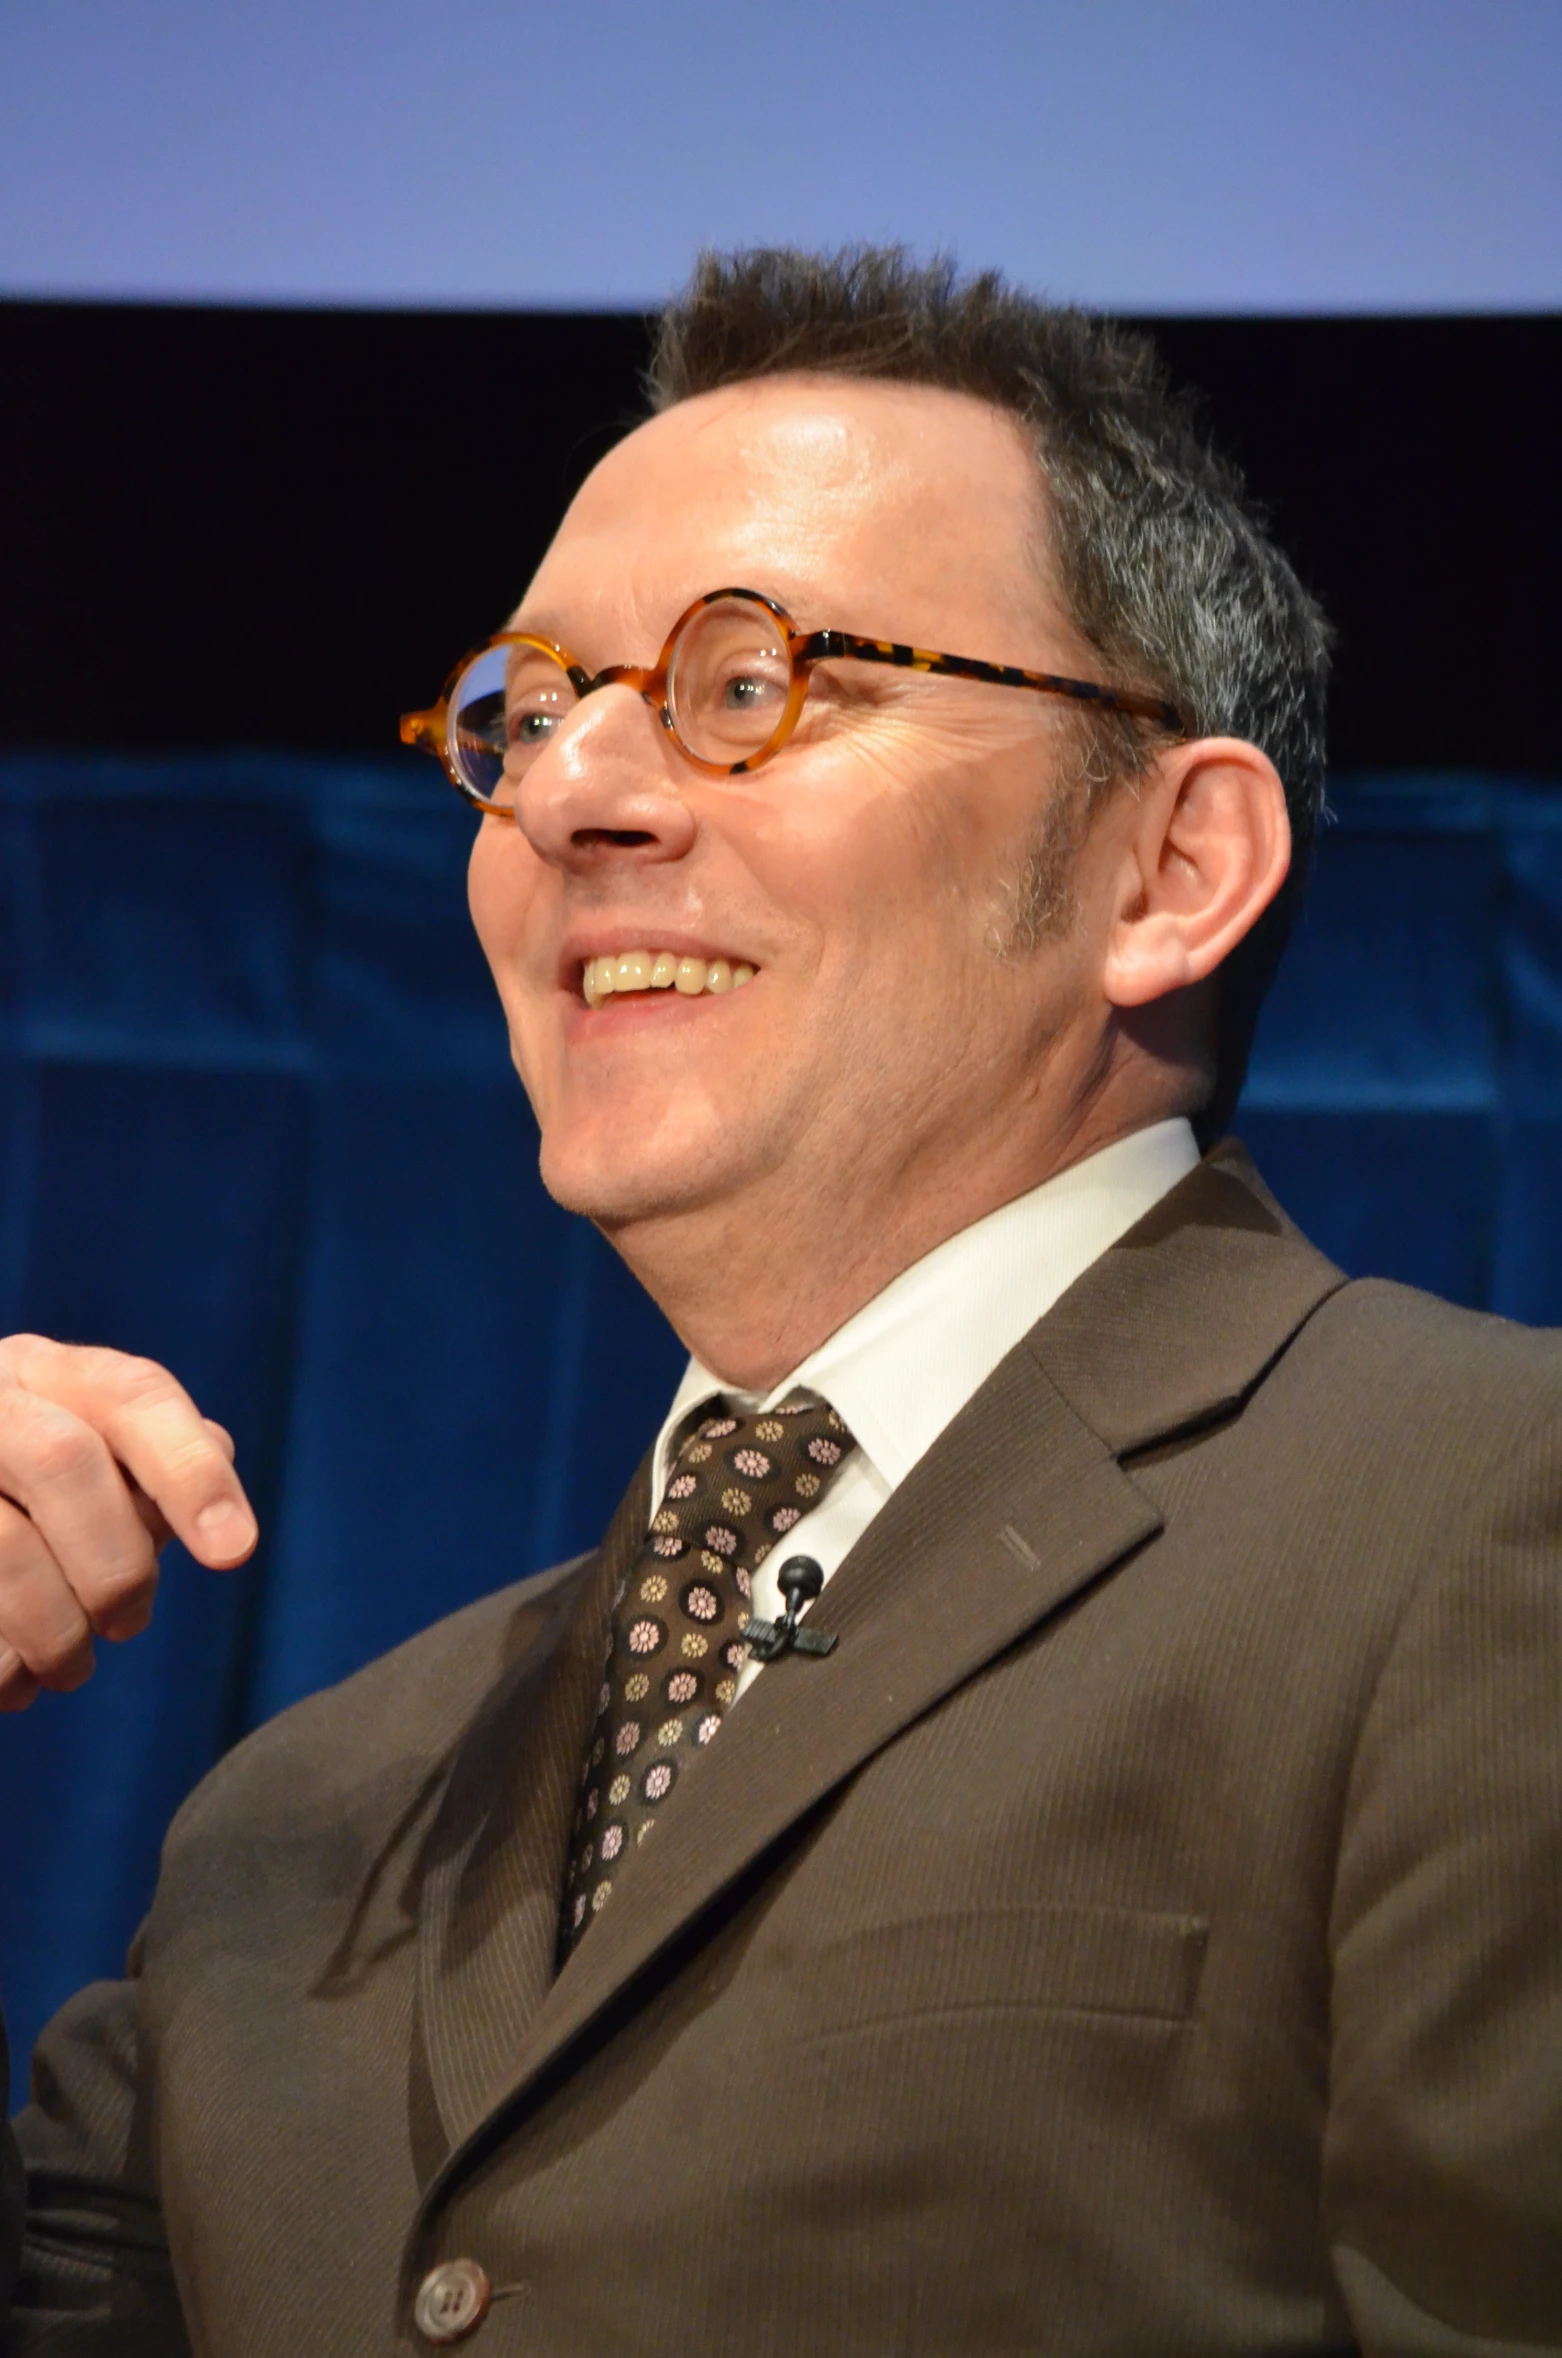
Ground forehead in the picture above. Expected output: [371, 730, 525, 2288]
[516, 374, 1059, 654]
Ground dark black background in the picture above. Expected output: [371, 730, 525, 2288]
[3, 302, 1558, 774]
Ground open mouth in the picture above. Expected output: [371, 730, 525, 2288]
[581, 950, 757, 1009]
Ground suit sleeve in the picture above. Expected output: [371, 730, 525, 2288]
[3, 1956, 190, 2355]
[1324, 1380, 1562, 2352]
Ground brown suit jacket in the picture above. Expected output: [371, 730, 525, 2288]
[5, 1144, 1561, 2355]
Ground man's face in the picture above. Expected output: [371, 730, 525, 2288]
[469, 375, 1116, 1253]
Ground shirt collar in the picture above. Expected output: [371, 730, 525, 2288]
[654, 1117, 1200, 1500]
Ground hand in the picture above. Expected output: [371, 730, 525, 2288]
[0, 1335, 258, 1712]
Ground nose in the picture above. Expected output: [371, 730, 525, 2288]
[511, 685, 699, 874]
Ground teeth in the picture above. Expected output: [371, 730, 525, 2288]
[582, 950, 757, 1008]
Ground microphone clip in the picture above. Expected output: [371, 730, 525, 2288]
[743, 1555, 838, 1662]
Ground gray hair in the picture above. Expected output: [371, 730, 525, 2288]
[648, 246, 1332, 1139]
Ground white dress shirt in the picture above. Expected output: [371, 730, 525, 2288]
[653, 1116, 1200, 1695]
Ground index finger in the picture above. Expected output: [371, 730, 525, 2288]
[0, 1337, 258, 1568]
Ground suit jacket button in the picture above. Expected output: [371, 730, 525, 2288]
[414, 2258, 491, 2344]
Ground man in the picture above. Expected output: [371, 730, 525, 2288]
[1, 249, 1558, 2353]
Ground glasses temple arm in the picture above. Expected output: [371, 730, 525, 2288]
[795, 630, 1183, 731]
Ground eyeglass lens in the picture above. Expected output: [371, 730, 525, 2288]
[447, 596, 795, 805]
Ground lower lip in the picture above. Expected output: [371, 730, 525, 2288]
[560, 982, 754, 1043]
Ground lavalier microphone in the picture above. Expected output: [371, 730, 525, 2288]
[742, 1555, 838, 1661]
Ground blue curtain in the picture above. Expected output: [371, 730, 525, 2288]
[2, 754, 1560, 2104]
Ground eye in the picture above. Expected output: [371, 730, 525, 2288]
[503, 651, 574, 760]
[721, 671, 783, 711]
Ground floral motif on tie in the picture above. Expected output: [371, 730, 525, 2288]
[557, 1389, 855, 1963]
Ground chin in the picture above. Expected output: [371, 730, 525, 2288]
[536, 1107, 775, 1234]
[536, 1134, 720, 1230]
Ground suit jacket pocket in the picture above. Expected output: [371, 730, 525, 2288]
[760, 1902, 1209, 2041]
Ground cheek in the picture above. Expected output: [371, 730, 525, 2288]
[467, 823, 548, 982]
[809, 722, 1043, 900]
[731, 752, 975, 956]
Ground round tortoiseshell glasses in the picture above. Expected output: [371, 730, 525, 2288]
[399, 586, 1186, 816]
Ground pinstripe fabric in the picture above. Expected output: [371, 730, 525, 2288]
[5, 1142, 1561, 2355]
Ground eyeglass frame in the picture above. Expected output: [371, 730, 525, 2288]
[399, 584, 1188, 817]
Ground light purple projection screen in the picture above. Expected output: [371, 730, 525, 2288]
[1, 0, 1558, 314]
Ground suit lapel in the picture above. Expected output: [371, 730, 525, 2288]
[494, 1345, 1161, 2090]
[417, 1139, 1346, 2188]
[413, 1462, 649, 2150]
[1027, 1140, 1347, 1453]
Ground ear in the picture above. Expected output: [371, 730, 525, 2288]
[1099, 737, 1292, 1010]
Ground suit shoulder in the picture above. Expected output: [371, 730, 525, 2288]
[1278, 1276, 1562, 1476]
[1301, 1276, 1562, 1392]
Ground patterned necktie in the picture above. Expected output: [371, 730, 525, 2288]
[558, 1389, 855, 1962]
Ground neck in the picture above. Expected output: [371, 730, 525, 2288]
[601, 1047, 1195, 1393]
